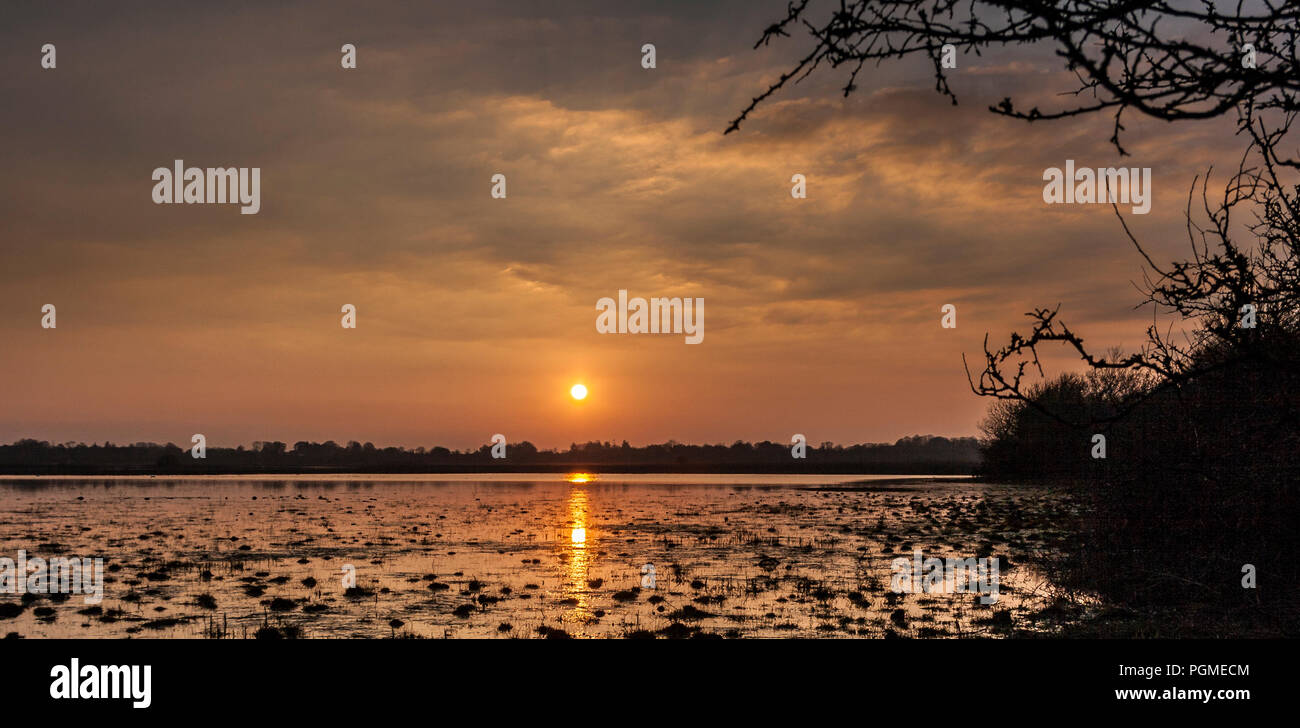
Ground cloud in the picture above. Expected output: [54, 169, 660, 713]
[0, 0, 1257, 448]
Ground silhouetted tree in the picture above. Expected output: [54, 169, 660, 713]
[729, 1, 1299, 148]
[737, 0, 1300, 428]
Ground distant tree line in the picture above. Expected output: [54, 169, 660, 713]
[0, 435, 980, 475]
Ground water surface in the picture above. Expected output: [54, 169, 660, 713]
[0, 473, 1078, 638]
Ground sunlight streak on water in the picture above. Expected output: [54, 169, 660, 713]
[563, 487, 592, 629]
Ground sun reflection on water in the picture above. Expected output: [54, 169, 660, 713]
[562, 486, 593, 629]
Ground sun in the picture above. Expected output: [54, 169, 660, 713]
[570, 383, 588, 400]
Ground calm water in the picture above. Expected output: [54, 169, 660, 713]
[0, 474, 1080, 638]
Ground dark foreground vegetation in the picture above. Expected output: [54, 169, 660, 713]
[0, 435, 979, 475]
[978, 343, 1300, 636]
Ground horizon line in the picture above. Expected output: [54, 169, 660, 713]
[1, 433, 981, 452]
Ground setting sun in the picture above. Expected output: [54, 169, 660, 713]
[570, 383, 588, 400]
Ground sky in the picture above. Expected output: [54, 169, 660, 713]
[0, 1, 1249, 450]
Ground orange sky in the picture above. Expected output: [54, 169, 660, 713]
[0, 1, 1246, 449]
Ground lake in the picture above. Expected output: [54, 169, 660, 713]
[0, 473, 1082, 638]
